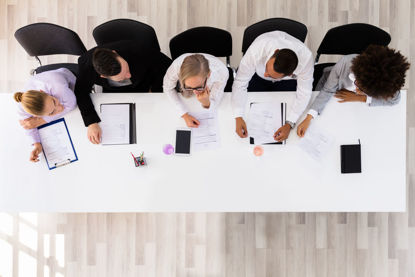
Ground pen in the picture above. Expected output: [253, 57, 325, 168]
[130, 152, 139, 166]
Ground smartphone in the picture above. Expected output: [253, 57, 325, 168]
[175, 129, 192, 155]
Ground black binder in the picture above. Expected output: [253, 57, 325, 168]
[249, 102, 287, 145]
[129, 103, 137, 144]
[100, 103, 137, 144]
[340, 141, 361, 174]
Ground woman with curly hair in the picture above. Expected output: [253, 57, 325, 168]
[297, 45, 410, 137]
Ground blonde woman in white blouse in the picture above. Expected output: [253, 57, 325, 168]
[163, 53, 229, 127]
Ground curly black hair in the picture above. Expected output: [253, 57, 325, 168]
[351, 45, 410, 99]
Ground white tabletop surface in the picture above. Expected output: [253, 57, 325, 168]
[0, 91, 406, 212]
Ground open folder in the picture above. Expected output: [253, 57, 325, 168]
[248, 102, 287, 145]
[37, 118, 78, 170]
[100, 103, 137, 145]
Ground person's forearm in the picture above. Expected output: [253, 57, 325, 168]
[309, 90, 335, 116]
[286, 84, 312, 123]
[74, 83, 100, 126]
[304, 114, 313, 121]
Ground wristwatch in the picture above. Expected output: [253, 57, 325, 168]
[285, 120, 296, 129]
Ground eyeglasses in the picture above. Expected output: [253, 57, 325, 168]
[182, 78, 207, 93]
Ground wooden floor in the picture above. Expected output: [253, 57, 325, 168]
[0, 0, 414, 276]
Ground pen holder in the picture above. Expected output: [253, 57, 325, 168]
[133, 157, 147, 167]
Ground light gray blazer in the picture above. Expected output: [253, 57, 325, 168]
[311, 54, 401, 115]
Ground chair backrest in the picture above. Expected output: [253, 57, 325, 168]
[93, 18, 160, 51]
[14, 23, 87, 57]
[169, 27, 232, 60]
[242, 18, 307, 54]
[315, 23, 391, 62]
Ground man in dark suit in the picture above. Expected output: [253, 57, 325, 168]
[74, 40, 171, 144]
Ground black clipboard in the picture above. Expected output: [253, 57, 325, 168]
[249, 102, 287, 145]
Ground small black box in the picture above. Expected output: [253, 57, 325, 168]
[340, 144, 361, 174]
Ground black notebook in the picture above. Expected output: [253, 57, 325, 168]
[340, 143, 361, 174]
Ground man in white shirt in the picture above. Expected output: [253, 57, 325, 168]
[232, 30, 314, 141]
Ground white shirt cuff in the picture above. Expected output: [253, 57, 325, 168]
[179, 109, 188, 117]
[308, 109, 318, 119]
[365, 95, 372, 104]
[233, 109, 244, 118]
[286, 114, 299, 124]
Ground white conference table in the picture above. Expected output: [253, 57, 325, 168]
[0, 91, 406, 212]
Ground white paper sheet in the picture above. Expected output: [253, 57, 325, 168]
[247, 102, 284, 144]
[38, 120, 76, 167]
[189, 111, 220, 151]
[100, 104, 130, 145]
[298, 124, 335, 162]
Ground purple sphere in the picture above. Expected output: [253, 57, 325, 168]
[163, 144, 174, 155]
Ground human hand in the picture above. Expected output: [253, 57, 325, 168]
[182, 113, 200, 128]
[297, 114, 313, 138]
[235, 117, 248, 138]
[196, 87, 211, 108]
[30, 143, 42, 162]
[335, 89, 367, 103]
[19, 117, 47, 130]
[274, 123, 292, 142]
[87, 123, 102, 144]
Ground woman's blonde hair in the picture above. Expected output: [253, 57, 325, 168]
[179, 54, 210, 97]
[13, 90, 48, 116]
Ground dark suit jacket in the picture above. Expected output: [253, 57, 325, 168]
[74, 40, 171, 126]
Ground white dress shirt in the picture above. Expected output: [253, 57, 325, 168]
[16, 68, 77, 144]
[163, 53, 229, 116]
[231, 31, 314, 123]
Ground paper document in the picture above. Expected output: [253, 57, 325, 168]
[38, 119, 77, 168]
[298, 124, 334, 162]
[189, 111, 220, 151]
[247, 102, 284, 144]
[100, 104, 131, 145]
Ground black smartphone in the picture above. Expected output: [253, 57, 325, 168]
[175, 129, 191, 155]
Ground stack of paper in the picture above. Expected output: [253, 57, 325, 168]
[247, 102, 285, 144]
[298, 124, 334, 162]
[100, 103, 134, 145]
[38, 118, 78, 169]
[189, 111, 220, 151]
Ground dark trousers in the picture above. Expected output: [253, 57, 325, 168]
[247, 73, 297, 92]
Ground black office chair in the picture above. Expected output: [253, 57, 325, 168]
[313, 23, 391, 90]
[93, 18, 161, 50]
[169, 26, 234, 92]
[92, 19, 171, 93]
[14, 23, 87, 76]
[242, 18, 308, 54]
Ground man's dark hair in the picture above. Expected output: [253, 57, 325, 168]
[351, 45, 410, 99]
[92, 48, 122, 77]
[273, 48, 298, 76]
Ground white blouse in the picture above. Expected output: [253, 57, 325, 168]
[16, 68, 77, 144]
[163, 53, 229, 116]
